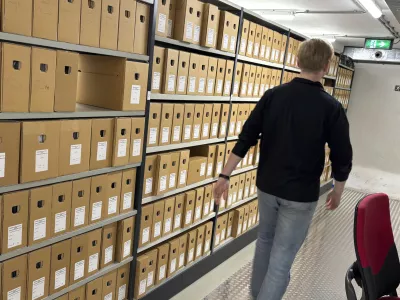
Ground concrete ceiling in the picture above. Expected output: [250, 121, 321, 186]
[230, 0, 400, 51]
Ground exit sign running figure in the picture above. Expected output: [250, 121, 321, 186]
[365, 38, 393, 50]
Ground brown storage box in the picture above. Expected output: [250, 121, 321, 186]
[246, 22, 256, 57]
[152, 46, 165, 93]
[154, 153, 171, 195]
[162, 48, 179, 94]
[71, 178, 90, 230]
[191, 144, 216, 179]
[116, 265, 130, 300]
[112, 118, 132, 166]
[2, 255, 27, 300]
[139, 204, 153, 247]
[51, 182, 72, 236]
[214, 143, 226, 177]
[80, 0, 101, 47]
[265, 29, 274, 62]
[233, 62, 242, 96]
[173, 194, 184, 230]
[101, 223, 117, 268]
[167, 0, 176, 37]
[193, 187, 204, 223]
[253, 66, 263, 97]
[232, 207, 244, 237]
[204, 221, 213, 254]
[143, 155, 157, 197]
[90, 118, 114, 170]
[201, 103, 213, 140]
[227, 211, 234, 238]
[206, 57, 217, 96]
[197, 55, 209, 95]
[28, 186, 52, 245]
[183, 190, 195, 228]
[102, 271, 117, 300]
[240, 63, 250, 96]
[259, 27, 269, 60]
[89, 174, 107, 224]
[228, 103, 238, 137]
[217, 11, 238, 53]
[70, 234, 88, 284]
[167, 238, 179, 277]
[238, 173, 246, 201]
[239, 19, 249, 55]
[147, 103, 162, 147]
[182, 104, 194, 142]
[151, 200, 165, 241]
[58, 119, 92, 176]
[203, 185, 212, 217]
[178, 234, 187, 269]
[280, 35, 288, 64]
[219, 104, 230, 138]
[99, 0, 120, 50]
[0, 43, 31, 112]
[69, 286, 85, 300]
[163, 197, 175, 236]
[145, 249, 158, 288]
[130, 117, 145, 164]
[174, 0, 203, 44]
[120, 169, 136, 213]
[176, 51, 190, 95]
[186, 229, 197, 264]
[210, 103, 221, 138]
[168, 152, 180, 190]
[32, 0, 57, 40]
[118, 0, 136, 52]
[20, 121, 60, 183]
[104, 171, 122, 218]
[187, 53, 200, 95]
[116, 216, 135, 262]
[242, 205, 249, 232]
[50, 240, 71, 294]
[77, 55, 148, 111]
[29, 47, 56, 112]
[195, 225, 205, 259]
[192, 104, 204, 141]
[223, 60, 234, 96]
[86, 277, 103, 300]
[187, 156, 207, 185]
[214, 59, 226, 96]
[1, 0, 32, 36]
[58, 0, 81, 44]
[133, 2, 150, 55]
[0, 191, 29, 253]
[156, 244, 169, 284]
[252, 25, 263, 58]
[134, 255, 148, 299]
[247, 65, 256, 97]
[200, 3, 220, 48]
[86, 228, 102, 276]
[156, 0, 170, 36]
[0, 122, 20, 186]
[159, 103, 174, 145]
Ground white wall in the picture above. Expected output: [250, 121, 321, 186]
[348, 63, 400, 174]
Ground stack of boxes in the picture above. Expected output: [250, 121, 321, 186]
[334, 89, 351, 109]
[336, 68, 354, 89]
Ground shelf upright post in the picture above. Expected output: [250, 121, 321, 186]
[281, 29, 291, 85]
[128, 0, 158, 298]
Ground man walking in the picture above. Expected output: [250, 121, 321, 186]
[213, 39, 353, 300]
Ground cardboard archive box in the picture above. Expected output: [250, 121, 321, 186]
[105, 171, 122, 218]
[147, 103, 162, 147]
[259, 27, 269, 60]
[210, 103, 221, 138]
[69, 286, 85, 300]
[223, 60, 234, 96]
[167, 0, 176, 37]
[177, 234, 187, 269]
[214, 143, 225, 177]
[145, 249, 158, 289]
[156, 0, 170, 37]
[130, 117, 145, 164]
[116, 265, 130, 300]
[197, 55, 208, 95]
[252, 25, 263, 58]
[171, 104, 184, 144]
[90, 118, 114, 170]
[246, 22, 256, 57]
[86, 277, 103, 300]
[203, 185, 212, 217]
[101, 223, 117, 268]
[1, 255, 28, 300]
[167, 238, 179, 277]
[195, 225, 205, 259]
[120, 168, 136, 213]
[71, 178, 90, 230]
[0, 122, 20, 186]
[0, 0, 32, 36]
[133, 2, 150, 55]
[159, 103, 174, 146]
[58, 0, 81, 43]
[217, 11, 238, 53]
[204, 221, 213, 254]
[70, 234, 88, 284]
[143, 155, 157, 197]
[112, 118, 132, 166]
[117, 0, 136, 53]
[50, 240, 71, 294]
[183, 190, 195, 228]
[162, 48, 179, 94]
[89, 174, 107, 224]
[139, 204, 153, 247]
[182, 104, 194, 142]
[187, 53, 200, 95]
[151, 46, 165, 93]
[192, 104, 204, 141]
[232, 62, 242, 97]
[80, 0, 101, 47]
[219, 104, 229, 138]
[168, 152, 180, 190]
[187, 156, 207, 185]
[228, 104, 238, 137]
[173, 0, 203, 44]
[151, 200, 165, 242]
[176, 51, 190, 95]
[116, 216, 135, 262]
[186, 229, 196, 264]
[154, 153, 171, 195]
[232, 207, 244, 237]
[29, 186, 52, 246]
[206, 57, 217, 96]
[51, 182, 72, 237]
[134, 255, 148, 299]
[156, 244, 169, 284]
[247, 65, 257, 97]
[173, 194, 185, 231]
[163, 197, 175, 236]
[214, 59, 226, 96]
[86, 229, 102, 277]
[193, 187, 204, 223]
[191, 144, 216, 179]
[239, 19, 249, 55]
[201, 103, 213, 140]
[102, 271, 117, 300]
[200, 3, 220, 48]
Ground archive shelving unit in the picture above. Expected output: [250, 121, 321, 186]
[0, 0, 353, 299]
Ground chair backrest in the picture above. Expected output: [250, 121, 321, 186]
[354, 193, 400, 299]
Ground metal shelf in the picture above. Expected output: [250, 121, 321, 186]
[231, 96, 260, 102]
[0, 162, 141, 194]
[231, 165, 257, 176]
[335, 86, 351, 91]
[150, 93, 231, 102]
[0, 104, 145, 120]
[44, 257, 133, 300]
[147, 138, 225, 154]
[137, 213, 216, 253]
[227, 136, 239, 141]
[339, 64, 355, 71]
[218, 195, 258, 216]
[284, 65, 300, 73]
[155, 36, 236, 58]
[238, 55, 284, 69]
[0, 210, 137, 262]
[324, 75, 337, 80]
[0, 32, 149, 62]
[142, 178, 217, 204]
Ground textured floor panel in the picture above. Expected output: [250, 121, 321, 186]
[204, 189, 400, 300]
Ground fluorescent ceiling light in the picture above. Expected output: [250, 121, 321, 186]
[260, 12, 295, 21]
[357, 0, 382, 18]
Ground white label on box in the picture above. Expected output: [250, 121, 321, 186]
[291, 54, 296, 65]
[266, 47, 271, 60]
[32, 277, 45, 300]
[139, 279, 146, 296]
[193, 124, 200, 139]
[74, 260, 85, 280]
[159, 175, 167, 192]
[91, 201, 102, 221]
[54, 211, 67, 233]
[174, 213, 181, 229]
[216, 79, 223, 94]
[287, 53, 292, 64]
[158, 13, 166, 33]
[168, 74, 176, 92]
[233, 81, 239, 95]
[207, 163, 213, 177]
[159, 265, 166, 280]
[97, 141, 107, 161]
[254, 43, 260, 56]
[223, 33, 229, 49]
[254, 84, 259, 96]
[240, 38, 246, 53]
[207, 79, 214, 94]
[248, 83, 253, 96]
[195, 206, 201, 220]
[33, 217, 46, 241]
[271, 49, 276, 61]
[118, 284, 127, 300]
[88, 253, 99, 273]
[117, 138, 127, 157]
[247, 41, 253, 55]
[275, 50, 280, 61]
[224, 81, 231, 95]
[169, 172, 176, 189]
[104, 245, 113, 264]
[74, 206, 85, 227]
[108, 196, 118, 215]
[185, 210, 192, 224]
[212, 123, 218, 136]
[178, 75, 186, 92]
[238, 223, 242, 234]
[154, 221, 161, 238]
[130, 85, 141, 104]
[54, 267, 67, 290]
[179, 170, 187, 185]
[188, 248, 194, 262]
[233, 193, 237, 203]
[179, 253, 185, 267]
[200, 162, 206, 176]
[245, 187, 249, 198]
[123, 192, 132, 210]
[164, 217, 172, 234]
[280, 52, 285, 63]
[0, 152, 5, 178]
[189, 76, 196, 93]
[215, 233, 220, 245]
[220, 122, 226, 136]
[253, 215, 257, 224]
[243, 154, 248, 165]
[236, 121, 242, 134]
[249, 154, 253, 164]
[142, 227, 150, 244]
[260, 84, 265, 95]
[196, 244, 202, 257]
[243, 222, 247, 231]
[35, 149, 48, 173]
[207, 28, 215, 45]
[173, 126, 181, 142]
[229, 121, 235, 134]
[194, 25, 201, 42]
[251, 185, 255, 195]
[168, 19, 173, 37]
[123, 240, 131, 258]
[203, 202, 210, 216]
[228, 226, 232, 237]
[147, 271, 154, 287]
[198, 78, 205, 93]
[238, 189, 243, 200]
[185, 21, 193, 39]
[145, 177, 153, 195]
[170, 258, 177, 273]
[260, 45, 266, 58]
[152, 72, 161, 90]
[7, 287, 21, 300]
[227, 194, 232, 206]
[162, 127, 169, 144]
[217, 161, 223, 174]
[205, 240, 210, 252]
[184, 124, 191, 140]
[230, 36, 236, 51]
[202, 123, 209, 138]
[241, 82, 247, 95]
[70, 144, 82, 166]
[210, 199, 215, 211]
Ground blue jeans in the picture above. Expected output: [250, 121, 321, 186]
[251, 189, 317, 300]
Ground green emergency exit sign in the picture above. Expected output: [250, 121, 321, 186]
[365, 39, 393, 50]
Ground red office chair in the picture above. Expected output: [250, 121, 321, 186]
[346, 193, 400, 300]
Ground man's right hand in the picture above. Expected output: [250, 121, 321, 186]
[213, 178, 229, 205]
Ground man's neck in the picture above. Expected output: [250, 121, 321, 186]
[299, 71, 324, 82]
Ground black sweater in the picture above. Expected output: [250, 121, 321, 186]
[232, 78, 353, 202]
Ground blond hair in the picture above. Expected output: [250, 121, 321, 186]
[297, 39, 334, 73]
